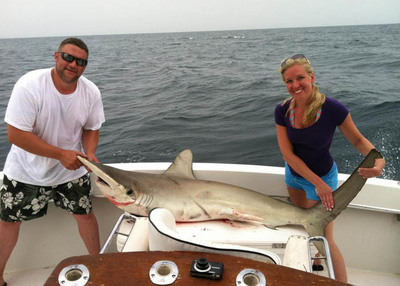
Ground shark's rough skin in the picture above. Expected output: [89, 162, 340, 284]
[78, 149, 382, 254]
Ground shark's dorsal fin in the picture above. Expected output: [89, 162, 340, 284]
[164, 149, 196, 179]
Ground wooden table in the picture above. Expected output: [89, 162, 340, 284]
[45, 251, 349, 285]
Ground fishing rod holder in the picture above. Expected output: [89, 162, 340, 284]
[149, 260, 179, 285]
[58, 264, 90, 286]
[236, 268, 266, 286]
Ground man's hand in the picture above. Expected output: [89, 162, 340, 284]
[59, 150, 87, 170]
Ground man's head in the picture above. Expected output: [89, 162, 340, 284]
[58, 38, 89, 57]
[54, 37, 89, 86]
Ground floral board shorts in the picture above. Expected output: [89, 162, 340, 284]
[0, 174, 93, 222]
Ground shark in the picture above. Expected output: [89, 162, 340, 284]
[78, 149, 382, 254]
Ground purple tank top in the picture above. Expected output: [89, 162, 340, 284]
[275, 97, 349, 177]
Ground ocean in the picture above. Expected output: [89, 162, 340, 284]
[0, 24, 399, 180]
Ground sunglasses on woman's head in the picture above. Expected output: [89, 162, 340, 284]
[280, 54, 309, 68]
[58, 52, 88, 66]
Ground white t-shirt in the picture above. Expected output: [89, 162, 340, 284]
[4, 68, 105, 186]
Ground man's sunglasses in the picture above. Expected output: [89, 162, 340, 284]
[280, 54, 309, 68]
[58, 52, 88, 66]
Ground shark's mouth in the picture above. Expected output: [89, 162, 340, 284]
[106, 195, 134, 207]
[97, 177, 109, 186]
[95, 176, 135, 207]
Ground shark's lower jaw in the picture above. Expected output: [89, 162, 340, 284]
[106, 196, 134, 207]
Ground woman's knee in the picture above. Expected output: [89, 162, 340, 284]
[288, 186, 318, 208]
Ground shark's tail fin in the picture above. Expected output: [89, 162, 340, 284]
[302, 149, 383, 255]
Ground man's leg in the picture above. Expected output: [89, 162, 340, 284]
[0, 221, 21, 285]
[53, 174, 100, 255]
[73, 212, 100, 255]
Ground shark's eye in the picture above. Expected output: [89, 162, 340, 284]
[126, 189, 134, 195]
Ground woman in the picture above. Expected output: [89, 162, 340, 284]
[274, 54, 385, 282]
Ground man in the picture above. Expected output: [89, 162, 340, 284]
[0, 38, 105, 286]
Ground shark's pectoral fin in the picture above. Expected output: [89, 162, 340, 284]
[262, 224, 278, 230]
[220, 208, 265, 224]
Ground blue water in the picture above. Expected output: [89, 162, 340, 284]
[0, 24, 399, 180]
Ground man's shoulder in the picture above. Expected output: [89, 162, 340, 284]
[16, 68, 51, 85]
[78, 75, 100, 91]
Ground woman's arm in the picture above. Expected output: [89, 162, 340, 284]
[338, 114, 385, 178]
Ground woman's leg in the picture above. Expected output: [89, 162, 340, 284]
[325, 221, 347, 282]
[287, 186, 318, 208]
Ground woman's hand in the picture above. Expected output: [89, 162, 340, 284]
[315, 182, 334, 211]
[358, 158, 385, 178]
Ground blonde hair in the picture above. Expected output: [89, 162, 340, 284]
[280, 57, 325, 125]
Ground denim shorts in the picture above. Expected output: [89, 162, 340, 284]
[0, 173, 93, 222]
[284, 162, 338, 201]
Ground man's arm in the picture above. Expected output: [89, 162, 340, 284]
[7, 124, 85, 170]
[82, 129, 100, 163]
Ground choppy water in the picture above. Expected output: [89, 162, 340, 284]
[0, 24, 399, 180]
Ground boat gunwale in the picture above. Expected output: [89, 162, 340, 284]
[1, 162, 399, 214]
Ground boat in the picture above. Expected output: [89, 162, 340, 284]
[2, 161, 400, 285]
[44, 251, 346, 285]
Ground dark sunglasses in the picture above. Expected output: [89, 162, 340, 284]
[280, 54, 309, 68]
[58, 52, 88, 66]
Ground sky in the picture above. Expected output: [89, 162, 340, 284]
[0, 0, 399, 39]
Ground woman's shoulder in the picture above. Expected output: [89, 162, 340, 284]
[275, 99, 291, 125]
[323, 97, 349, 123]
[275, 99, 291, 110]
[324, 96, 348, 110]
